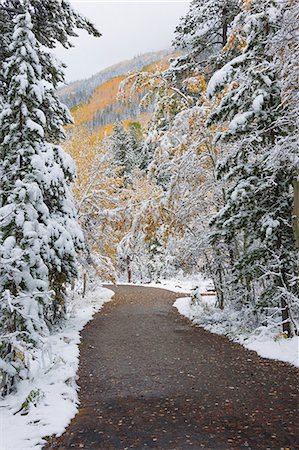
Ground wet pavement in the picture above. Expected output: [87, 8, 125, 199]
[45, 285, 299, 449]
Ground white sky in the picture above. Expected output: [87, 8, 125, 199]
[54, 0, 190, 82]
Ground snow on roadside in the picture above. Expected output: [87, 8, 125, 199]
[146, 274, 211, 294]
[174, 297, 299, 368]
[132, 273, 298, 368]
[119, 272, 210, 294]
[0, 286, 114, 450]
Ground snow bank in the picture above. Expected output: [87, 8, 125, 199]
[174, 297, 299, 368]
[0, 286, 114, 450]
[244, 335, 298, 366]
[146, 274, 212, 294]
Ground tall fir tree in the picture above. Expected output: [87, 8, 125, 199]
[0, 12, 52, 392]
[110, 121, 145, 184]
[169, 0, 240, 87]
[0, 1, 99, 394]
[110, 122, 131, 177]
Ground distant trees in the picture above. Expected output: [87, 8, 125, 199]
[0, 1, 99, 394]
[58, 50, 172, 109]
[64, 126, 124, 282]
[110, 121, 151, 182]
[64, 118, 159, 283]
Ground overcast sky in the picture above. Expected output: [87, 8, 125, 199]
[54, 0, 190, 82]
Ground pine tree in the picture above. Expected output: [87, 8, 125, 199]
[110, 121, 145, 184]
[207, 0, 299, 336]
[169, 0, 240, 86]
[0, 11, 55, 393]
[0, 2, 99, 394]
[127, 122, 145, 169]
[270, 0, 299, 250]
[110, 122, 131, 176]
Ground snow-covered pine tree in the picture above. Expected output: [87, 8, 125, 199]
[110, 121, 145, 184]
[169, 0, 240, 86]
[0, 0, 100, 103]
[207, 0, 299, 336]
[126, 122, 145, 170]
[0, 2, 99, 394]
[0, 11, 56, 393]
[110, 122, 131, 181]
[270, 0, 299, 251]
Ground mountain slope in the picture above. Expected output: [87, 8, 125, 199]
[62, 50, 177, 134]
[58, 50, 173, 110]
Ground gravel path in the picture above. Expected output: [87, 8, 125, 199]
[46, 285, 298, 449]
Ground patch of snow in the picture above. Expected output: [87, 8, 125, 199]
[26, 119, 44, 137]
[174, 297, 194, 320]
[252, 93, 264, 112]
[229, 111, 252, 131]
[31, 83, 44, 104]
[206, 53, 246, 99]
[243, 335, 298, 366]
[0, 286, 114, 450]
[35, 109, 46, 125]
[174, 297, 299, 368]
[267, 5, 280, 23]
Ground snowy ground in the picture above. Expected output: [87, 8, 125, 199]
[0, 286, 114, 450]
[168, 275, 298, 368]
[119, 273, 212, 294]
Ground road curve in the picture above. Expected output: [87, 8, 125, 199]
[46, 285, 298, 449]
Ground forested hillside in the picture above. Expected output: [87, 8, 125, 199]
[67, 54, 174, 131]
[58, 50, 174, 110]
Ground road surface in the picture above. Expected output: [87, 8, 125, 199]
[46, 285, 298, 449]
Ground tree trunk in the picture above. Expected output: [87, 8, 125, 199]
[222, 7, 228, 47]
[82, 272, 87, 298]
[293, 179, 299, 251]
[281, 296, 293, 337]
[127, 256, 132, 283]
[215, 258, 225, 310]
